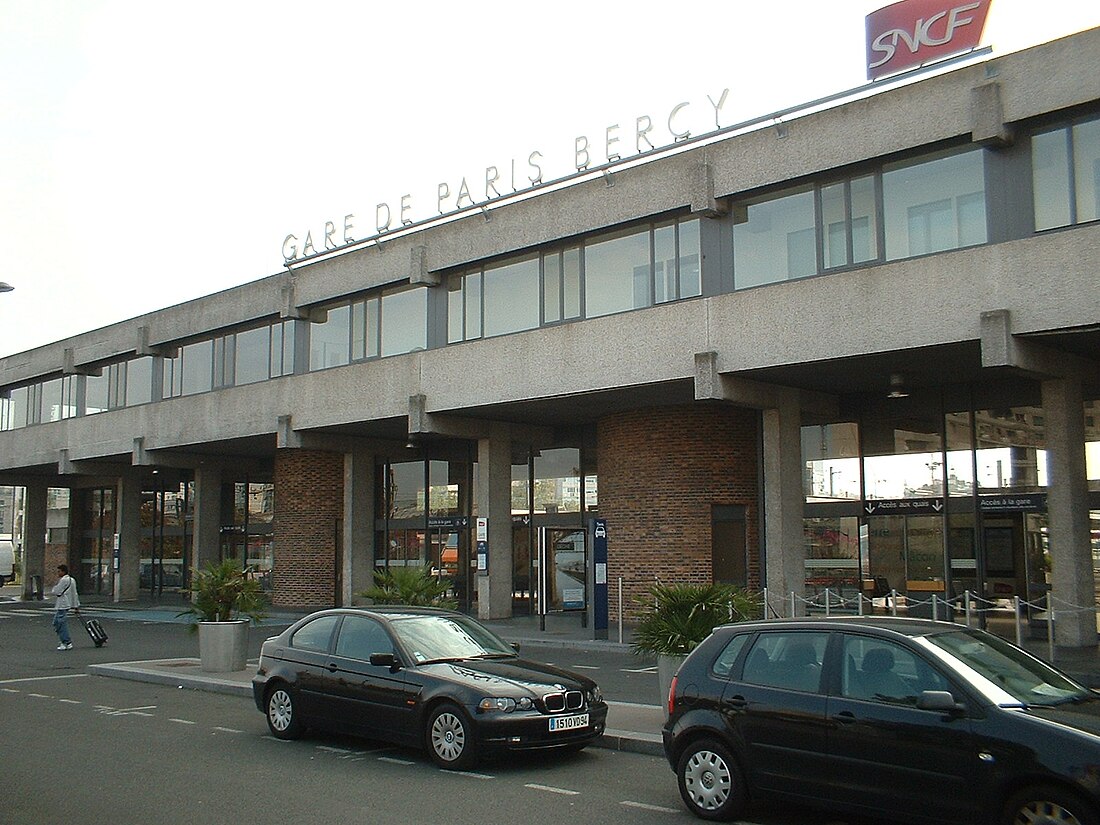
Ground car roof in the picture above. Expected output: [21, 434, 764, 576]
[716, 615, 965, 639]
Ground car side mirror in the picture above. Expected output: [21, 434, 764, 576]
[917, 690, 964, 713]
[370, 652, 400, 670]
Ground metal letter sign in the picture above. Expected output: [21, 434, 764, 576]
[588, 519, 609, 640]
[866, 0, 992, 80]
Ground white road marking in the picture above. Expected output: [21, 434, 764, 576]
[620, 801, 681, 814]
[622, 666, 659, 674]
[27, 693, 54, 699]
[0, 673, 89, 685]
[58, 699, 82, 705]
[378, 756, 415, 766]
[526, 783, 580, 795]
[451, 770, 494, 780]
[95, 705, 157, 717]
[213, 726, 243, 734]
[0, 688, 20, 693]
[169, 718, 197, 725]
[570, 664, 600, 670]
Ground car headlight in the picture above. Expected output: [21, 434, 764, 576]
[478, 696, 534, 713]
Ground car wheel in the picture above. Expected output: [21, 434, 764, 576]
[676, 738, 746, 821]
[1003, 785, 1098, 825]
[265, 683, 305, 740]
[426, 702, 477, 770]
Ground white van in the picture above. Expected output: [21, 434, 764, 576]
[0, 540, 14, 585]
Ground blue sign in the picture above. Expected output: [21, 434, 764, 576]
[591, 519, 608, 636]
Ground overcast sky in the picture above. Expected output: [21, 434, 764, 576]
[0, 1, 1096, 358]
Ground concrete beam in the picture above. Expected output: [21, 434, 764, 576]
[131, 437, 270, 474]
[275, 414, 401, 454]
[409, 245, 438, 286]
[58, 449, 128, 477]
[971, 82, 1014, 147]
[980, 310, 1099, 381]
[689, 160, 728, 218]
[694, 351, 839, 419]
[407, 394, 553, 446]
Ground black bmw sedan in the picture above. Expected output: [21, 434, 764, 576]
[663, 616, 1100, 825]
[252, 607, 607, 769]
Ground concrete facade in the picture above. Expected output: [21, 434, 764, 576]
[1, 30, 1098, 642]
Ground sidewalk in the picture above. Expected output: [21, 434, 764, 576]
[87, 657, 665, 756]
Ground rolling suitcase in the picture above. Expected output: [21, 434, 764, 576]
[75, 609, 108, 647]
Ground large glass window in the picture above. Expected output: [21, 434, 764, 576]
[483, 256, 540, 338]
[534, 448, 582, 514]
[380, 287, 427, 356]
[126, 357, 153, 405]
[234, 326, 271, 386]
[85, 372, 109, 415]
[310, 304, 351, 370]
[584, 226, 651, 318]
[883, 148, 986, 259]
[733, 186, 816, 288]
[179, 340, 213, 396]
[1033, 116, 1100, 230]
[974, 407, 1046, 492]
[803, 423, 861, 502]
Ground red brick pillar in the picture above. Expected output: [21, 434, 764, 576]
[273, 449, 344, 609]
[597, 404, 761, 621]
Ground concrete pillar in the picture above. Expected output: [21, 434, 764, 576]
[192, 466, 223, 573]
[1041, 378, 1095, 647]
[762, 396, 806, 616]
[22, 482, 47, 601]
[343, 451, 375, 605]
[477, 427, 513, 620]
[114, 473, 142, 602]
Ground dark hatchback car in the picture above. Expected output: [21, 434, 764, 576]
[663, 616, 1100, 825]
[252, 607, 607, 769]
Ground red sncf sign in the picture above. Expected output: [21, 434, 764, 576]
[866, 0, 992, 80]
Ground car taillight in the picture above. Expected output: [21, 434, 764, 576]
[667, 675, 678, 715]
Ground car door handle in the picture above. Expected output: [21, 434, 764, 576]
[834, 711, 857, 724]
[326, 663, 338, 673]
[726, 695, 747, 708]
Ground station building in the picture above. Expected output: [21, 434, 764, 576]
[2, 28, 1098, 644]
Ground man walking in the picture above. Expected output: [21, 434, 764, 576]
[51, 564, 79, 651]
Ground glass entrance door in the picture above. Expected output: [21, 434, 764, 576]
[429, 527, 474, 613]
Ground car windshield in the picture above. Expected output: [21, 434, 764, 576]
[922, 629, 1089, 706]
[389, 615, 517, 664]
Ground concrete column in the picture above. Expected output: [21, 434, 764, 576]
[192, 466, 223, 573]
[762, 396, 806, 616]
[343, 451, 375, 605]
[21, 482, 47, 601]
[114, 473, 142, 602]
[477, 428, 513, 620]
[1041, 378, 1095, 647]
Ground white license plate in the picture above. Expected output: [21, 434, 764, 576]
[548, 713, 589, 733]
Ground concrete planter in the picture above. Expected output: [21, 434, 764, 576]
[198, 620, 249, 672]
[657, 653, 686, 711]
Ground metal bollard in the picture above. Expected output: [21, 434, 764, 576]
[932, 593, 939, 622]
[965, 590, 972, 628]
[825, 588, 831, 617]
[1014, 596, 1023, 647]
[891, 589, 898, 617]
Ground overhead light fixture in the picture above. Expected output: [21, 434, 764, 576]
[887, 373, 909, 399]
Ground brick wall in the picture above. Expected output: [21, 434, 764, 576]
[597, 403, 760, 621]
[273, 449, 344, 609]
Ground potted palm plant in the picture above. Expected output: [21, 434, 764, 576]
[359, 564, 458, 609]
[179, 558, 268, 672]
[632, 581, 760, 706]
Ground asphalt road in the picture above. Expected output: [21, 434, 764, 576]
[1, 671, 879, 825]
[0, 600, 892, 825]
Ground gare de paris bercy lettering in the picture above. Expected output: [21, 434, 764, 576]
[280, 0, 993, 263]
[280, 90, 731, 264]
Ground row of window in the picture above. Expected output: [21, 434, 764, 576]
[2, 115, 1097, 430]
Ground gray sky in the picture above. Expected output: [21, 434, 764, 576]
[1, 1, 1096, 357]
